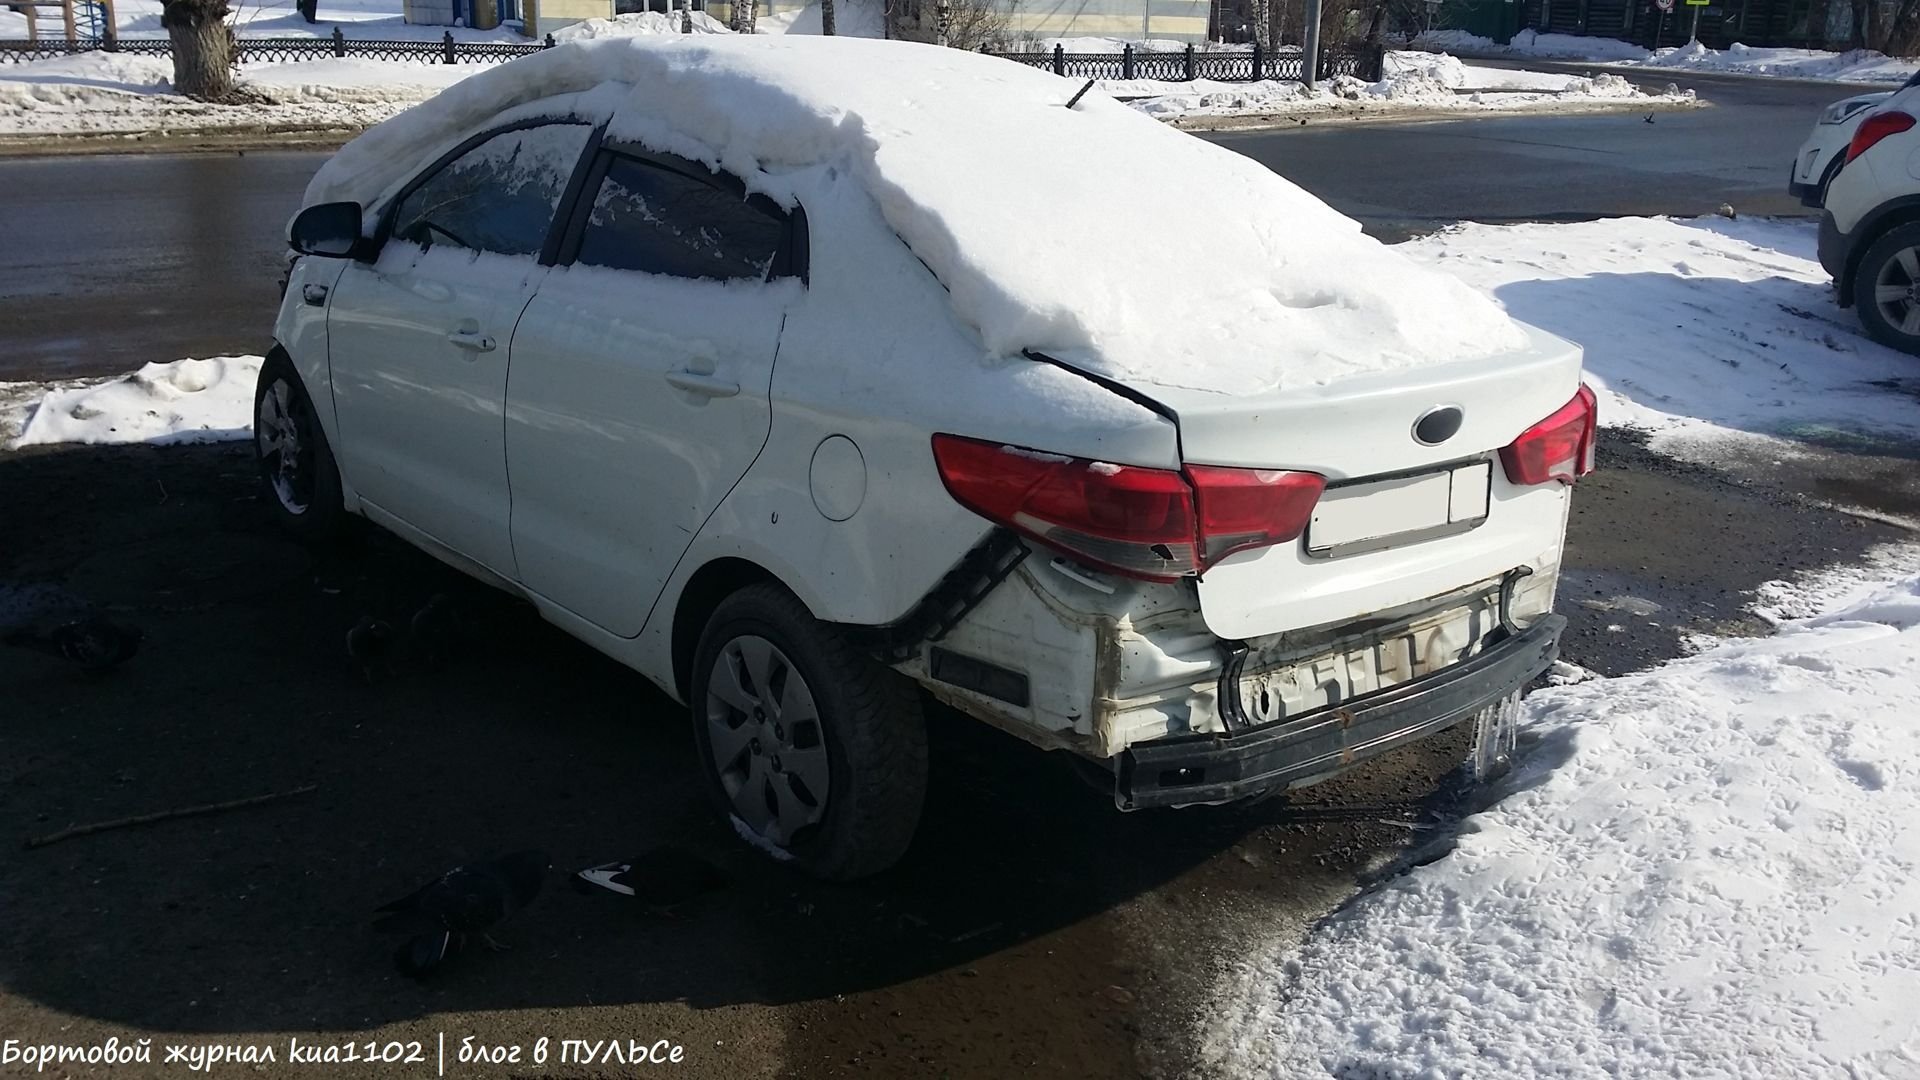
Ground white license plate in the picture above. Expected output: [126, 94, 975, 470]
[1306, 462, 1490, 555]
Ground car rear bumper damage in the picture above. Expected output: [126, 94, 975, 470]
[1113, 613, 1564, 810]
[1819, 209, 1850, 287]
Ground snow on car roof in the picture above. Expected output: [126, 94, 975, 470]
[306, 36, 1528, 396]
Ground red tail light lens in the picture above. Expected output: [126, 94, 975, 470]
[1848, 110, 1916, 163]
[931, 435, 1325, 582]
[1500, 384, 1598, 487]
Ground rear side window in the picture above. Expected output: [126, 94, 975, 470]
[390, 123, 591, 258]
[574, 153, 787, 281]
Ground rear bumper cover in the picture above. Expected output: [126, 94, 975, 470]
[1114, 614, 1564, 809]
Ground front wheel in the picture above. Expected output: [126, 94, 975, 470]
[253, 351, 346, 543]
[690, 584, 928, 880]
[1852, 222, 1920, 356]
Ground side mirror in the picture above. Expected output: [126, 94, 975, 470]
[289, 201, 364, 258]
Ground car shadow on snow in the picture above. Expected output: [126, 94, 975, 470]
[0, 440, 1461, 1059]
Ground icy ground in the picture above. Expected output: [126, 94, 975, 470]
[1208, 564, 1920, 1079]
[1104, 51, 1695, 121]
[1416, 28, 1920, 84]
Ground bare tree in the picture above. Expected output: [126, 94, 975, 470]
[730, 0, 757, 33]
[821, 0, 836, 33]
[161, 0, 238, 101]
[940, 0, 1012, 48]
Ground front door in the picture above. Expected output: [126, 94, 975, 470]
[326, 122, 594, 576]
[505, 146, 804, 635]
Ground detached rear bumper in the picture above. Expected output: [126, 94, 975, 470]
[1114, 614, 1564, 810]
[1820, 209, 1850, 289]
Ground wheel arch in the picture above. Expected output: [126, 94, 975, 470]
[670, 557, 790, 702]
[1842, 197, 1920, 302]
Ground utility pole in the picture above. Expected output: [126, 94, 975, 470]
[1302, 0, 1322, 89]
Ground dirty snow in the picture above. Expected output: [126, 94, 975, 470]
[8, 356, 262, 448]
[1402, 215, 1920, 455]
[1210, 566, 1920, 1078]
[307, 36, 1527, 396]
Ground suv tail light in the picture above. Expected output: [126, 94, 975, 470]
[931, 435, 1325, 582]
[1500, 385, 1598, 487]
[1847, 110, 1916, 163]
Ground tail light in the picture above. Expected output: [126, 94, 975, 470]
[1500, 384, 1598, 487]
[1847, 110, 1915, 163]
[931, 435, 1325, 582]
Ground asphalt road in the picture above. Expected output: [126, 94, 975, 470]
[1, 70, 1914, 1080]
[0, 70, 1851, 382]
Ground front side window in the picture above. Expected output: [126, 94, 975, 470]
[574, 154, 787, 281]
[389, 123, 591, 258]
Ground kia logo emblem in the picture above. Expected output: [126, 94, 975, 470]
[1413, 406, 1464, 446]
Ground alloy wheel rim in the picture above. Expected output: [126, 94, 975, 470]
[1872, 245, 1920, 337]
[704, 634, 831, 848]
[256, 377, 312, 515]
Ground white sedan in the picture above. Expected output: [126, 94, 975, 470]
[264, 36, 1590, 877]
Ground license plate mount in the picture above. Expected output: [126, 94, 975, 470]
[1305, 461, 1492, 558]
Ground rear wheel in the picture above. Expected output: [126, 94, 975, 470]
[1852, 222, 1920, 356]
[254, 351, 345, 543]
[690, 584, 927, 880]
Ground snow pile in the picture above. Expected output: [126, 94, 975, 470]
[1120, 55, 1689, 120]
[756, 0, 885, 38]
[1412, 28, 1920, 83]
[0, 50, 482, 134]
[1402, 216, 1920, 451]
[552, 11, 731, 41]
[10, 356, 261, 448]
[1211, 571, 1920, 1078]
[308, 36, 1526, 395]
[1643, 41, 1918, 83]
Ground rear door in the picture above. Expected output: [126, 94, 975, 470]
[504, 145, 803, 636]
[326, 121, 595, 575]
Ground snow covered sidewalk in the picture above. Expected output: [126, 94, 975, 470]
[1209, 566, 1920, 1078]
[1110, 50, 1695, 124]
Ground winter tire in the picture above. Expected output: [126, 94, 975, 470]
[1852, 222, 1920, 357]
[254, 350, 346, 543]
[691, 583, 928, 880]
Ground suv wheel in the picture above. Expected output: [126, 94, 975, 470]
[1853, 222, 1920, 356]
[690, 584, 928, 880]
[254, 351, 346, 542]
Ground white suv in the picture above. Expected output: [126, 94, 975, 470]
[1820, 78, 1920, 353]
[264, 37, 1591, 878]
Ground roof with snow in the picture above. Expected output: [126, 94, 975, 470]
[307, 36, 1530, 395]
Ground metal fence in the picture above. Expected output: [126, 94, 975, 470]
[0, 27, 554, 64]
[986, 42, 1386, 84]
[0, 31, 1383, 81]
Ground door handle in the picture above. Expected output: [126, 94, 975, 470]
[445, 330, 497, 353]
[666, 370, 740, 398]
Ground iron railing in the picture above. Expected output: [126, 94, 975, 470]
[0, 27, 554, 64]
[0, 31, 1382, 82]
[987, 42, 1385, 84]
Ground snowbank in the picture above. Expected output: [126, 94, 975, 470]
[10, 356, 261, 448]
[1211, 569, 1920, 1078]
[1401, 216, 1920, 452]
[1413, 28, 1920, 84]
[0, 50, 480, 134]
[756, 0, 885, 37]
[1120, 57, 1689, 120]
[306, 36, 1527, 396]
[551, 11, 731, 40]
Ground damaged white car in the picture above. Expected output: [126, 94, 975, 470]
[264, 36, 1592, 878]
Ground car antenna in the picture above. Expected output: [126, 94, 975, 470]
[1064, 79, 1096, 110]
